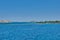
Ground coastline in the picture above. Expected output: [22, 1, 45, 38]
[35, 21, 60, 24]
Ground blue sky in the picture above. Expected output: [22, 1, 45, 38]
[0, 0, 60, 22]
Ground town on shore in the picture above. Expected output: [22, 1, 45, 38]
[0, 20, 10, 23]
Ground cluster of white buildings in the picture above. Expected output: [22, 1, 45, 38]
[0, 20, 10, 23]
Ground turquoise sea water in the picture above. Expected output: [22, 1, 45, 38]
[0, 22, 60, 40]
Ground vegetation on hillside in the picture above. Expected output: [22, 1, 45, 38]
[36, 21, 60, 24]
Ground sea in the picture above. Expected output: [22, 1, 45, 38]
[0, 22, 60, 40]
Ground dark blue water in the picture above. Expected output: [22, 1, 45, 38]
[0, 22, 60, 40]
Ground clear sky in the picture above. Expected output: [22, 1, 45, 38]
[0, 0, 60, 22]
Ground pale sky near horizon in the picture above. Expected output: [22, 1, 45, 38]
[0, 0, 60, 22]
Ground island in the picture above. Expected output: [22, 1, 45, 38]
[36, 20, 60, 24]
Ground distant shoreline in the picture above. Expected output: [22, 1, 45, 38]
[0, 20, 60, 24]
[35, 21, 60, 24]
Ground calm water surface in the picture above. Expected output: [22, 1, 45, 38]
[0, 22, 60, 40]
